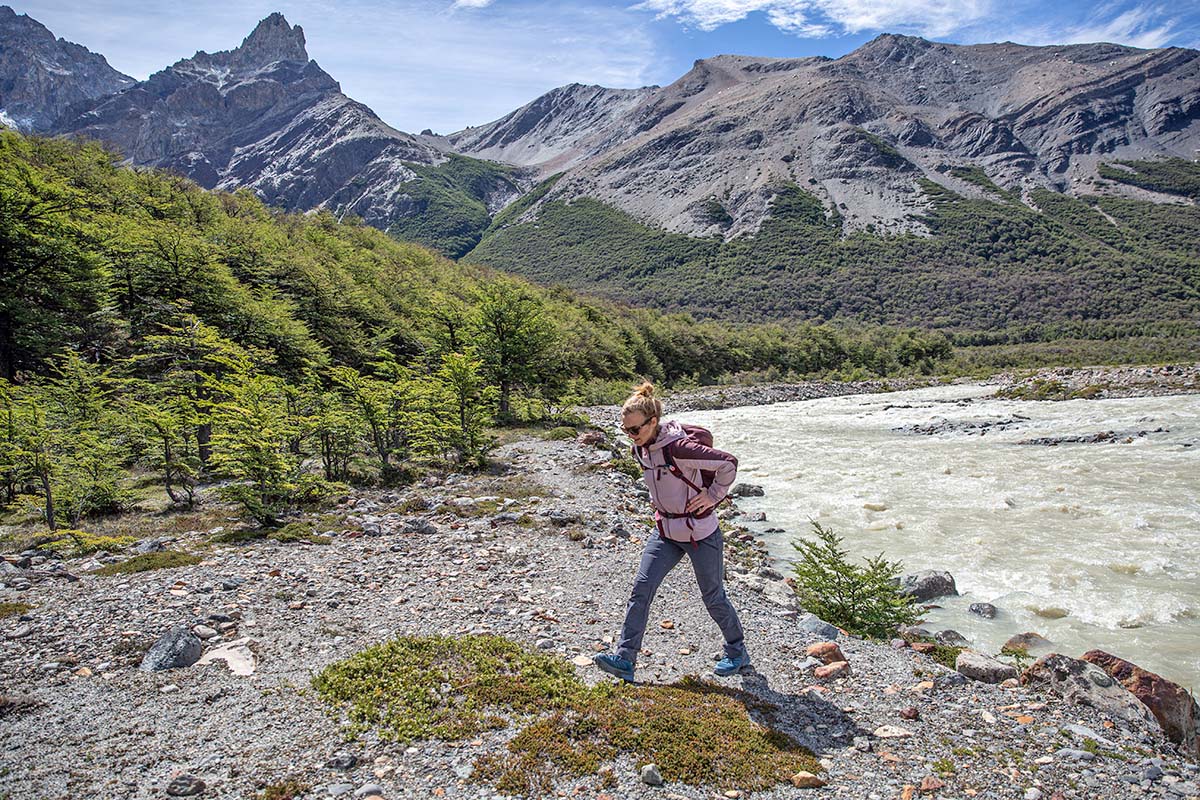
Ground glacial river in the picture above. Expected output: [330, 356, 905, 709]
[688, 383, 1200, 690]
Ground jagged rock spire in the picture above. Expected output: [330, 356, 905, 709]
[231, 12, 309, 68]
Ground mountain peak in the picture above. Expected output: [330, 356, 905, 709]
[234, 12, 308, 66]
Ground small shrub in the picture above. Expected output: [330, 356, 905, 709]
[545, 426, 578, 440]
[932, 757, 956, 775]
[260, 780, 309, 800]
[0, 602, 33, 619]
[92, 551, 203, 575]
[790, 521, 921, 639]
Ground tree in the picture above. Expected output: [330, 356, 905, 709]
[435, 352, 496, 467]
[209, 372, 298, 526]
[790, 521, 921, 639]
[471, 280, 554, 419]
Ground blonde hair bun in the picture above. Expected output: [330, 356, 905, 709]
[622, 380, 662, 420]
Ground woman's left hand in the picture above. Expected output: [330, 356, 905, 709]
[685, 493, 717, 515]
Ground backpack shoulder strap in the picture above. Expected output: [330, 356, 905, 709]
[663, 440, 703, 494]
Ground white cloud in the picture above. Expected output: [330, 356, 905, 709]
[1001, 3, 1180, 48]
[634, 0, 992, 38]
[449, 0, 495, 8]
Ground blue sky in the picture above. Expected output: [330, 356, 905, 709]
[15, 0, 1200, 134]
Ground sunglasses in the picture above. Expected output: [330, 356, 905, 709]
[622, 417, 655, 436]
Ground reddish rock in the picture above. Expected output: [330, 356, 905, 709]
[920, 775, 945, 793]
[911, 642, 937, 655]
[577, 431, 605, 446]
[1082, 649, 1200, 757]
[899, 706, 920, 720]
[806, 641, 846, 664]
[814, 661, 852, 680]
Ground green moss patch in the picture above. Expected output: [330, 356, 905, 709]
[92, 551, 203, 575]
[545, 426, 578, 441]
[313, 635, 818, 796]
[0, 602, 33, 619]
[41, 529, 137, 556]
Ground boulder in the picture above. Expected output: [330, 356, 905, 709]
[1081, 649, 1200, 757]
[576, 431, 605, 446]
[955, 651, 1018, 684]
[935, 629, 970, 647]
[140, 625, 202, 671]
[814, 661, 852, 680]
[806, 642, 845, 664]
[797, 613, 840, 639]
[640, 763, 663, 786]
[968, 602, 997, 619]
[1021, 653, 1159, 731]
[730, 483, 765, 497]
[1004, 632, 1050, 652]
[898, 570, 958, 602]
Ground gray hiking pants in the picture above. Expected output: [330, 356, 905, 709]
[616, 528, 746, 665]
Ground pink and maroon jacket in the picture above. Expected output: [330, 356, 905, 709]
[632, 420, 738, 543]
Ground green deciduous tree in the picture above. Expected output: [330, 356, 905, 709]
[435, 352, 496, 467]
[471, 279, 554, 419]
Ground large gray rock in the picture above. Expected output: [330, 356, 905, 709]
[898, 570, 958, 602]
[1022, 653, 1160, 731]
[797, 613, 840, 639]
[730, 483, 765, 497]
[955, 651, 1018, 684]
[140, 625, 202, 671]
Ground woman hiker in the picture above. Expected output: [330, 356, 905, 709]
[594, 382, 750, 682]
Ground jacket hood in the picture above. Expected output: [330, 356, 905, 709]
[646, 419, 687, 452]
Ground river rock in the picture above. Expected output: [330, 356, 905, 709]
[935, 629, 970, 647]
[969, 602, 998, 619]
[402, 518, 438, 535]
[165, 774, 206, 796]
[730, 483, 764, 497]
[814, 661, 851, 680]
[806, 641, 845, 664]
[1004, 632, 1051, 652]
[898, 570, 958, 602]
[1022, 653, 1160, 730]
[797, 613, 839, 639]
[1082, 649, 1200, 757]
[140, 625, 202, 671]
[640, 763, 663, 785]
[956, 651, 1018, 684]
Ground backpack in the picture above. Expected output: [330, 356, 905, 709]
[631, 423, 718, 515]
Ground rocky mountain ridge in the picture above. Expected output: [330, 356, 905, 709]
[0, 5, 134, 131]
[453, 35, 1200, 236]
[44, 13, 521, 245]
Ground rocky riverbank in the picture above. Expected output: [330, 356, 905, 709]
[988, 364, 1200, 401]
[2, 430, 1198, 800]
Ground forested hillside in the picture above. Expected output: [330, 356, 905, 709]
[0, 132, 955, 533]
[467, 174, 1200, 330]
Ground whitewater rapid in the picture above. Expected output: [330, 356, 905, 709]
[689, 383, 1200, 689]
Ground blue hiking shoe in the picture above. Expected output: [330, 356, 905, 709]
[593, 653, 635, 682]
[713, 652, 751, 676]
